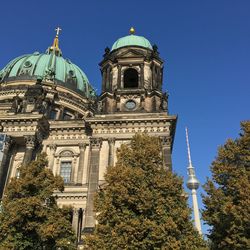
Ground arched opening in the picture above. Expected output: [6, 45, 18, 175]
[62, 109, 73, 120]
[124, 68, 139, 88]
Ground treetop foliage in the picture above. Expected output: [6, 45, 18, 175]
[0, 153, 76, 250]
[202, 121, 250, 250]
[85, 134, 206, 250]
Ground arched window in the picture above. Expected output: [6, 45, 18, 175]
[62, 109, 73, 120]
[124, 68, 138, 88]
[49, 109, 57, 120]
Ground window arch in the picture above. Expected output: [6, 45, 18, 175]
[57, 149, 76, 184]
[124, 68, 139, 88]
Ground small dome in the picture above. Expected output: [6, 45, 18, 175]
[0, 52, 96, 98]
[111, 33, 152, 51]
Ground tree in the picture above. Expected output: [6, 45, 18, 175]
[0, 153, 76, 250]
[85, 134, 206, 249]
[202, 121, 250, 250]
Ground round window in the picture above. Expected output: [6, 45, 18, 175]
[24, 61, 32, 68]
[125, 100, 136, 110]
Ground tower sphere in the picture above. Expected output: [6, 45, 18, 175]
[186, 174, 200, 190]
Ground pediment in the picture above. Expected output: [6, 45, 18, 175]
[117, 49, 146, 59]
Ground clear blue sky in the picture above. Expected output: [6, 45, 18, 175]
[1, 0, 249, 234]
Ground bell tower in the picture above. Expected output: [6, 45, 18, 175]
[99, 28, 168, 114]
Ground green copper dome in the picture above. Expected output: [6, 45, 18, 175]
[111, 34, 152, 51]
[0, 50, 96, 98]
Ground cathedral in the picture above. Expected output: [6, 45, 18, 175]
[0, 28, 177, 239]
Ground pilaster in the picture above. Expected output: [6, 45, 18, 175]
[161, 136, 172, 171]
[108, 137, 115, 167]
[118, 65, 121, 89]
[140, 63, 144, 88]
[84, 137, 102, 231]
[0, 136, 13, 198]
[23, 135, 36, 165]
[77, 143, 86, 184]
[48, 144, 57, 170]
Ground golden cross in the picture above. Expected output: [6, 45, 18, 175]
[55, 27, 62, 37]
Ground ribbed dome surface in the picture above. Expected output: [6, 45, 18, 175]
[0, 52, 96, 98]
[111, 34, 152, 51]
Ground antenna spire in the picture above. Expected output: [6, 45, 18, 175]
[185, 127, 192, 167]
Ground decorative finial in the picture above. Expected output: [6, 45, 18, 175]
[55, 27, 62, 37]
[129, 27, 135, 35]
[46, 27, 62, 56]
[52, 27, 62, 49]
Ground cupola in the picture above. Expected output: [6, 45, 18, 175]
[111, 27, 152, 51]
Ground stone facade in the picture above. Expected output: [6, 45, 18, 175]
[0, 34, 177, 240]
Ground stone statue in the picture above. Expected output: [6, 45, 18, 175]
[103, 47, 110, 57]
[97, 101, 103, 113]
[11, 96, 22, 113]
[160, 94, 168, 112]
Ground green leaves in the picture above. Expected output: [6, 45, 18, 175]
[0, 153, 76, 250]
[85, 134, 206, 249]
[202, 121, 250, 250]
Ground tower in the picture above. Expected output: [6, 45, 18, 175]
[99, 27, 168, 115]
[97, 27, 176, 171]
[83, 28, 177, 231]
[185, 127, 202, 234]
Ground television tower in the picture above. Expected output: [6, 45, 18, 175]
[185, 127, 202, 234]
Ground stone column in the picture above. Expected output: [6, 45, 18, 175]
[102, 70, 106, 92]
[54, 156, 60, 176]
[152, 64, 155, 89]
[84, 138, 102, 231]
[161, 136, 172, 171]
[109, 68, 113, 92]
[77, 143, 86, 184]
[0, 137, 13, 198]
[108, 138, 115, 167]
[23, 135, 36, 165]
[71, 156, 77, 183]
[118, 65, 121, 88]
[48, 144, 56, 170]
[106, 67, 110, 91]
[72, 207, 79, 233]
[140, 63, 144, 88]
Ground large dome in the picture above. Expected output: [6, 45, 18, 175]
[0, 38, 96, 98]
[111, 28, 152, 51]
